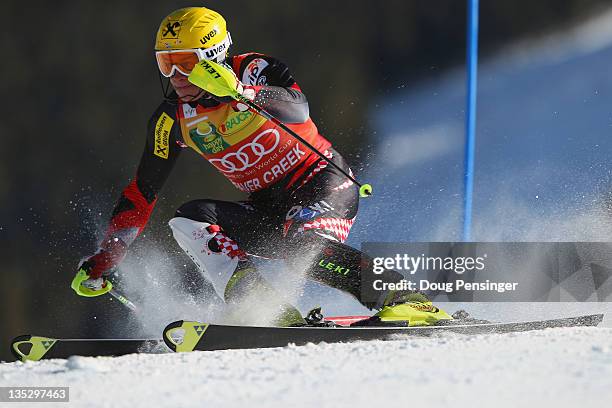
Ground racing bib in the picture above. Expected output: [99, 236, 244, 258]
[178, 102, 322, 192]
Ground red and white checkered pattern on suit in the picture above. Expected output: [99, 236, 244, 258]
[213, 232, 247, 260]
[299, 150, 334, 187]
[332, 168, 355, 191]
[297, 217, 355, 243]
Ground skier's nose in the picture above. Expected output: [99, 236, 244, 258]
[171, 72, 189, 83]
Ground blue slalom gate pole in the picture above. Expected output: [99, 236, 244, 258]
[463, 0, 479, 241]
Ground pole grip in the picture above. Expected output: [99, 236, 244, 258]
[71, 269, 113, 297]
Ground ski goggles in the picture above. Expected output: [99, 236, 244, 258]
[155, 32, 232, 77]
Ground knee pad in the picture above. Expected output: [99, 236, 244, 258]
[168, 217, 239, 299]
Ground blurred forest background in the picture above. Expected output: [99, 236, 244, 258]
[1, 0, 611, 361]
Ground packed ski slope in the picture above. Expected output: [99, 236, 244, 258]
[1, 326, 611, 408]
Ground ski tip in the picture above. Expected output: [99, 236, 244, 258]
[162, 321, 183, 352]
[568, 313, 605, 327]
[590, 313, 605, 326]
[162, 321, 209, 353]
[10, 335, 58, 362]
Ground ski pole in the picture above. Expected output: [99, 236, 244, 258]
[108, 288, 138, 312]
[71, 268, 138, 313]
[243, 98, 372, 197]
[189, 60, 373, 198]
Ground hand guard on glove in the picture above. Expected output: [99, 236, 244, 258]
[78, 237, 128, 282]
[208, 72, 256, 107]
[190, 60, 256, 107]
[209, 68, 243, 104]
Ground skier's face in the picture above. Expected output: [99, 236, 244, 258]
[170, 72, 205, 102]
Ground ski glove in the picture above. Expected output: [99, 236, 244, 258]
[78, 237, 128, 280]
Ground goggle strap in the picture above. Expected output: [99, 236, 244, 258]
[155, 31, 232, 77]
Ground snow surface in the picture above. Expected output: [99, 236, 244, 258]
[1, 327, 611, 408]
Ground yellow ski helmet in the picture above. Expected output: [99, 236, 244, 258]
[155, 7, 232, 62]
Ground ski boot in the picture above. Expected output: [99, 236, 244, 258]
[354, 292, 452, 327]
[224, 258, 305, 327]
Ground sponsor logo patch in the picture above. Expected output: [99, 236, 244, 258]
[219, 110, 254, 134]
[204, 42, 227, 60]
[318, 259, 351, 276]
[199, 26, 219, 46]
[162, 21, 181, 39]
[409, 303, 438, 312]
[209, 129, 281, 173]
[182, 104, 197, 119]
[200, 60, 222, 79]
[189, 122, 230, 154]
[154, 112, 174, 159]
[242, 58, 269, 85]
[285, 200, 335, 221]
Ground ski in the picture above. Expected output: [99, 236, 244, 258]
[10, 314, 604, 361]
[162, 313, 604, 352]
[10, 335, 164, 362]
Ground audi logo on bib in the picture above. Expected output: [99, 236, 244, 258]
[193, 117, 330, 193]
[209, 129, 281, 173]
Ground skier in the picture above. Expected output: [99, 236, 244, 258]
[74, 6, 450, 326]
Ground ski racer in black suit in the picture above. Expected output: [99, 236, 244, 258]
[75, 6, 451, 326]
